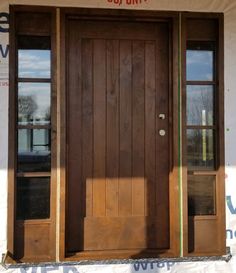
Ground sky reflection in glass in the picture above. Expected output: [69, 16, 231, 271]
[18, 50, 51, 78]
[187, 50, 213, 81]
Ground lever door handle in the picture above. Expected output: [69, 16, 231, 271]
[159, 114, 165, 120]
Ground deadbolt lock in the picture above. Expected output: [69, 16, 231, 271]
[159, 129, 166, 136]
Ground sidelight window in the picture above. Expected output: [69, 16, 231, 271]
[183, 15, 225, 256]
[186, 43, 216, 215]
[16, 35, 52, 220]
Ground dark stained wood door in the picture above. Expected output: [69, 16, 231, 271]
[66, 19, 171, 256]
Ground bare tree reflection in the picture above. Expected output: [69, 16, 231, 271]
[18, 95, 37, 124]
[187, 86, 214, 169]
[187, 86, 213, 126]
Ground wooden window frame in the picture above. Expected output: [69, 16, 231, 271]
[8, 5, 57, 262]
[181, 13, 226, 256]
[7, 6, 225, 263]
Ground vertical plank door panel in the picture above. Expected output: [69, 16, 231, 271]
[145, 41, 156, 217]
[155, 25, 170, 248]
[119, 40, 133, 217]
[106, 40, 119, 217]
[93, 39, 106, 217]
[81, 39, 94, 218]
[66, 20, 171, 255]
[67, 21, 82, 251]
[132, 41, 145, 216]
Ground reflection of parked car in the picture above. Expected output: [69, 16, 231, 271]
[18, 151, 51, 172]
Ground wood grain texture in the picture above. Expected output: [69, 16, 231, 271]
[106, 40, 119, 217]
[67, 20, 82, 250]
[81, 39, 94, 217]
[93, 39, 107, 217]
[145, 41, 156, 217]
[66, 17, 172, 256]
[155, 24, 170, 248]
[132, 41, 145, 216]
[119, 40, 132, 217]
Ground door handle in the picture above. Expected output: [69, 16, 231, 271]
[159, 114, 165, 120]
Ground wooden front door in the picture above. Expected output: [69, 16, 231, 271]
[66, 17, 171, 257]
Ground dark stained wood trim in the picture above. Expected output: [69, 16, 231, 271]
[186, 81, 216, 85]
[50, 8, 57, 261]
[7, 5, 17, 262]
[59, 8, 66, 261]
[16, 219, 51, 224]
[9, 5, 56, 13]
[181, 12, 224, 20]
[169, 14, 180, 257]
[16, 172, 51, 177]
[181, 12, 189, 257]
[189, 170, 218, 175]
[17, 125, 51, 129]
[17, 78, 51, 83]
[217, 13, 226, 254]
[186, 125, 216, 129]
[63, 7, 179, 20]
[192, 215, 218, 220]
[65, 249, 177, 261]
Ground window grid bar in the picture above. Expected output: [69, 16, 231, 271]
[186, 81, 216, 85]
[186, 125, 216, 129]
[16, 172, 51, 178]
[18, 125, 51, 129]
[18, 78, 51, 83]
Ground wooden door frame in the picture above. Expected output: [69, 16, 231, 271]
[8, 6, 225, 263]
[59, 8, 180, 260]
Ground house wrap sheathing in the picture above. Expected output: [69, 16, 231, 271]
[1, 0, 236, 272]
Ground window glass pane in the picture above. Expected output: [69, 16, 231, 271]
[188, 175, 216, 216]
[187, 85, 214, 125]
[187, 50, 213, 81]
[187, 129, 214, 170]
[18, 83, 51, 125]
[18, 36, 51, 78]
[16, 177, 50, 220]
[18, 129, 51, 172]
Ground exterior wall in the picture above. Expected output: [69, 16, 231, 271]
[1, 0, 236, 272]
